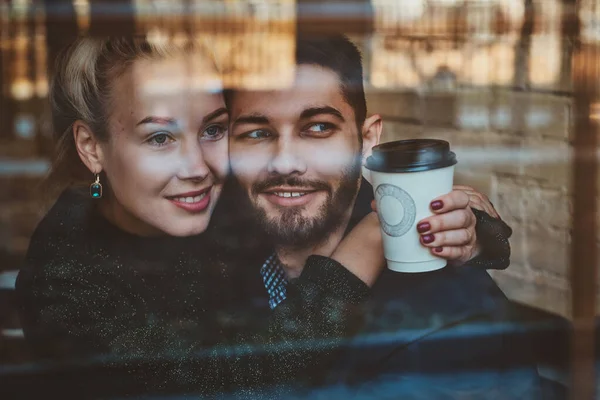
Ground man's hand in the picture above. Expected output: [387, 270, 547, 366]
[415, 186, 500, 266]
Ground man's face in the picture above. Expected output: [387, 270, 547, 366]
[229, 65, 363, 246]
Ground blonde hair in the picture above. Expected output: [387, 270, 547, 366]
[47, 35, 216, 194]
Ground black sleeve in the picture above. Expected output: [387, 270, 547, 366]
[469, 208, 513, 270]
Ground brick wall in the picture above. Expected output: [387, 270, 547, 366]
[366, 87, 574, 318]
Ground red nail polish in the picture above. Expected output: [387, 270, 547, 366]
[434, 247, 443, 253]
[431, 200, 444, 210]
[422, 234, 435, 244]
[417, 222, 430, 233]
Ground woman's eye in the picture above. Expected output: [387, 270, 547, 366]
[202, 125, 226, 140]
[147, 132, 174, 147]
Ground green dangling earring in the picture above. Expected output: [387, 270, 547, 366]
[90, 173, 103, 199]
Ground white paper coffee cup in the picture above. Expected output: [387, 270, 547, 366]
[365, 139, 457, 273]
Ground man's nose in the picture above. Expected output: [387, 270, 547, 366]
[178, 140, 210, 181]
[267, 138, 307, 176]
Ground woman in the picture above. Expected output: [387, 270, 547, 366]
[15, 35, 508, 396]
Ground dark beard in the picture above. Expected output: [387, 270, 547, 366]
[251, 160, 362, 248]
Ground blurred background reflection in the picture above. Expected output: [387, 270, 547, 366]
[0, 1, 598, 396]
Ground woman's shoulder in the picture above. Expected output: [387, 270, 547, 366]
[18, 188, 103, 280]
[30, 188, 95, 249]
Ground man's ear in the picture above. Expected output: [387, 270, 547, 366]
[73, 120, 105, 175]
[360, 114, 382, 184]
[361, 114, 382, 161]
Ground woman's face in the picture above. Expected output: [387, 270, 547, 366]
[98, 54, 228, 237]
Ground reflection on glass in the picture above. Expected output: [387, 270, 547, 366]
[135, 1, 296, 90]
[529, 34, 561, 86]
[73, 0, 90, 32]
[580, 0, 600, 43]
[372, 0, 525, 38]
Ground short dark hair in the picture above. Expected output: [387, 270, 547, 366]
[295, 34, 367, 129]
[224, 34, 367, 130]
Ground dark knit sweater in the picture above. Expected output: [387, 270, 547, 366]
[15, 188, 370, 396]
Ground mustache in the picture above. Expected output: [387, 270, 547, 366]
[252, 176, 331, 194]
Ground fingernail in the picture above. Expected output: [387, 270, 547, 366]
[417, 222, 430, 233]
[431, 200, 444, 210]
[434, 247, 444, 253]
[421, 234, 435, 244]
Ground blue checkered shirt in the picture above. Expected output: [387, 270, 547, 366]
[260, 253, 288, 309]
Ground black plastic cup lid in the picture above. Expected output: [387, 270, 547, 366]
[365, 139, 457, 173]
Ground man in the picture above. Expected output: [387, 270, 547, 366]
[224, 34, 540, 397]
[226, 34, 509, 308]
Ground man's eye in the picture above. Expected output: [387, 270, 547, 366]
[305, 123, 335, 135]
[146, 132, 174, 147]
[242, 130, 272, 139]
[202, 124, 226, 141]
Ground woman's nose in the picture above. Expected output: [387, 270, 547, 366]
[177, 141, 210, 181]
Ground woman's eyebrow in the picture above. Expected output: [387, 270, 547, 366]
[135, 107, 228, 127]
[136, 116, 177, 126]
[202, 107, 228, 124]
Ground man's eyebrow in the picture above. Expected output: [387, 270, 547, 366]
[232, 113, 270, 127]
[202, 107, 228, 124]
[300, 106, 345, 122]
[136, 116, 177, 126]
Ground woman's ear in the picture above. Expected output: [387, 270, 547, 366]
[361, 114, 382, 162]
[73, 121, 104, 174]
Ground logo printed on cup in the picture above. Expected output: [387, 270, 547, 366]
[375, 183, 416, 238]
